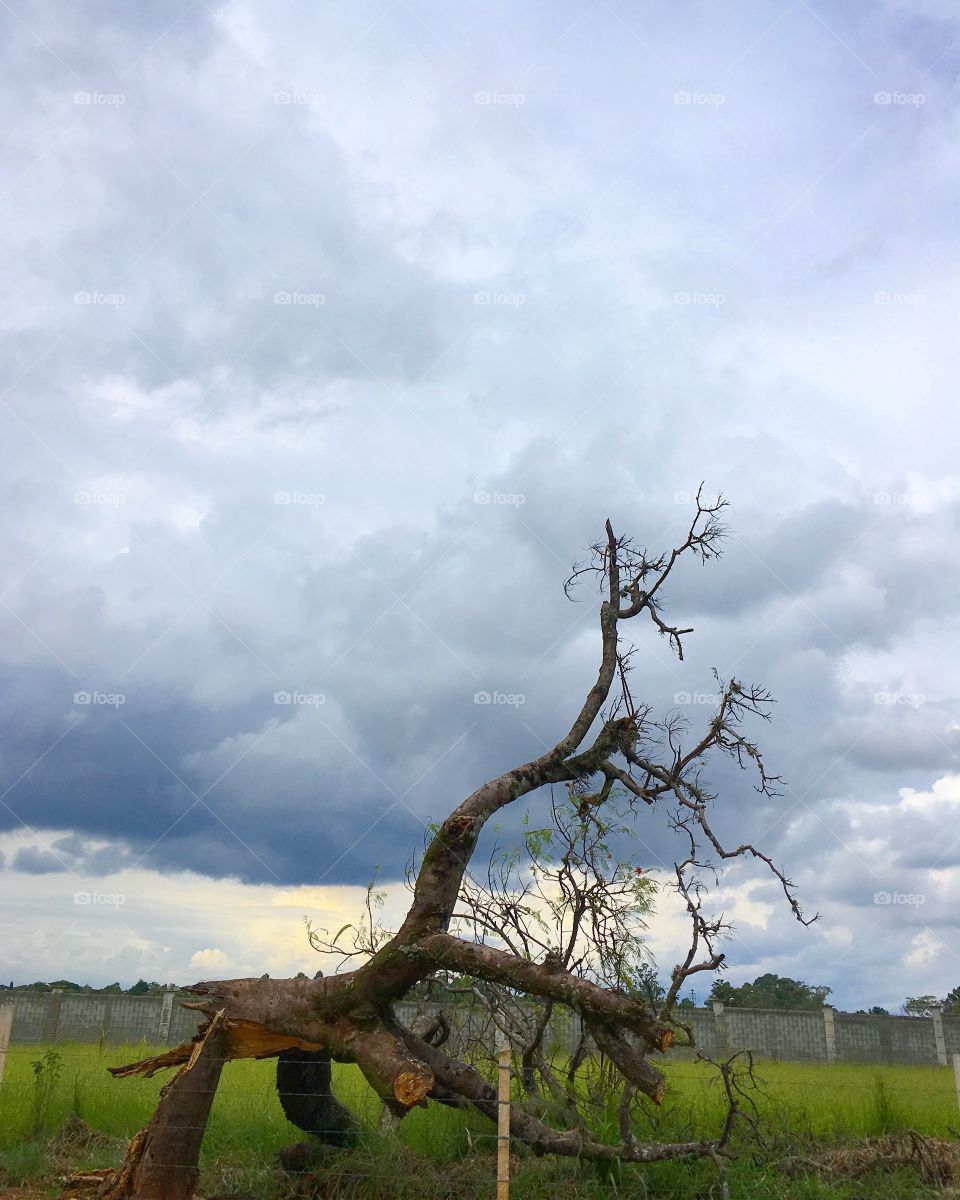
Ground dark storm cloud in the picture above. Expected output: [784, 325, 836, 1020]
[12, 832, 135, 876]
[2, 472, 955, 892]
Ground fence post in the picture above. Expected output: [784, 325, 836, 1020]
[0, 1003, 13, 1085]
[158, 991, 176, 1043]
[712, 1003, 729, 1058]
[932, 1009, 948, 1066]
[823, 1006, 837, 1064]
[100, 995, 114, 1044]
[497, 1037, 511, 1200]
[41, 989, 63, 1043]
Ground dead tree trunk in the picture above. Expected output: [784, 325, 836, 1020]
[89, 500, 815, 1193]
[97, 1011, 228, 1200]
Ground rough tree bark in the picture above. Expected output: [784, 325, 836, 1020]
[88, 493, 814, 1195]
[94, 1011, 228, 1200]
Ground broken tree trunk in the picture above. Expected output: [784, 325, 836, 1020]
[90, 988, 436, 1199]
[95, 1011, 228, 1200]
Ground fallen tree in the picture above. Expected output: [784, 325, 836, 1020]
[89, 491, 814, 1198]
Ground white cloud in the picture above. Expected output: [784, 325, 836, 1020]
[904, 930, 944, 968]
[899, 773, 960, 814]
[189, 948, 233, 972]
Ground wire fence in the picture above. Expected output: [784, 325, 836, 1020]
[0, 1030, 958, 1199]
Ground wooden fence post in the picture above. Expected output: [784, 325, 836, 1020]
[0, 1004, 13, 1085]
[497, 1038, 511, 1200]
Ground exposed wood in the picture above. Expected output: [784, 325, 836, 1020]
[111, 1005, 433, 1120]
[109, 1018, 325, 1081]
[394, 1064, 433, 1107]
[109, 1045, 193, 1080]
[225, 1018, 324, 1059]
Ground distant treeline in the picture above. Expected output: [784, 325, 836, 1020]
[1, 978, 179, 995]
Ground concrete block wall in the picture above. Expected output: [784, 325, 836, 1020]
[168, 999, 206, 1044]
[722, 1006, 827, 1062]
[5, 992, 47, 1042]
[4, 990, 204, 1046]
[703, 1006, 959, 1068]
[3, 990, 957, 1069]
[852, 1012, 959, 1066]
[661, 1008, 716, 1058]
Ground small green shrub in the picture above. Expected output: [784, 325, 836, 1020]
[872, 1071, 908, 1134]
[29, 1047, 63, 1137]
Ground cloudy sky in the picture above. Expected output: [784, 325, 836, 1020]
[1, 0, 958, 1011]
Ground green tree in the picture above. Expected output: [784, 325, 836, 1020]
[902, 994, 940, 1017]
[128, 979, 151, 995]
[630, 963, 665, 1010]
[709, 979, 739, 1005]
[942, 986, 960, 1014]
[709, 973, 831, 1010]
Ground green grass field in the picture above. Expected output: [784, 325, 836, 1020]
[0, 1042, 957, 1198]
